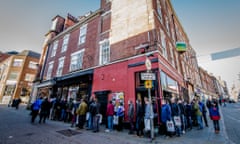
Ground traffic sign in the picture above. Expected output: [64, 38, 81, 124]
[145, 80, 152, 88]
[145, 58, 152, 70]
[141, 73, 156, 80]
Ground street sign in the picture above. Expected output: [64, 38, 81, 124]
[145, 80, 152, 88]
[141, 73, 156, 80]
[145, 58, 152, 70]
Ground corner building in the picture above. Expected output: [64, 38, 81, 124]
[39, 0, 198, 125]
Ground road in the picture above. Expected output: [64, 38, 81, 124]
[0, 104, 232, 144]
[222, 102, 240, 144]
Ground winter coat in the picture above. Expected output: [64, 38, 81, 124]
[106, 103, 114, 116]
[161, 104, 172, 123]
[76, 101, 88, 115]
[209, 106, 220, 120]
[193, 102, 202, 116]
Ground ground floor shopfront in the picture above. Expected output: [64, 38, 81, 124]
[35, 53, 185, 126]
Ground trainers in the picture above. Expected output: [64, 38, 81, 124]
[105, 129, 110, 132]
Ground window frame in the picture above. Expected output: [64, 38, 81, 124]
[99, 39, 110, 65]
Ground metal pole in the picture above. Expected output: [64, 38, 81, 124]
[148, 87, 154, 141]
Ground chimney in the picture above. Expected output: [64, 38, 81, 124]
[64, 13, 78, 30]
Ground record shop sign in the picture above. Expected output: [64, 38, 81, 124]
[141, 73, 156, 80]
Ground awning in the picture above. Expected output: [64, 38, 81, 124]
[36, 79, 56, 88]
[57, 69, 94, 81]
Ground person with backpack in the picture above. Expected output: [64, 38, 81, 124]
[193, 99, 203, 130]
[199, 100, 208, 127]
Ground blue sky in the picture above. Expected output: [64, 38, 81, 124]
[0, 0, 239, 90]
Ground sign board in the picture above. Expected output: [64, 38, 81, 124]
[176, 42, 187, 52]
[145, 58, 152, 70]
[145, 80, 152, 89]
[141, 73, 156, 80]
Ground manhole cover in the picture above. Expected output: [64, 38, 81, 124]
[56, 129, 81, 137]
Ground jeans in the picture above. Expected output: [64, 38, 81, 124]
[196, 115, 203, 129]
[107, 116, 113, 130]
[88, 113, 93, 129]
[213, 120, 220, 131]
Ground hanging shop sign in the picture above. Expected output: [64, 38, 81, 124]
[176, 42, 187, 52]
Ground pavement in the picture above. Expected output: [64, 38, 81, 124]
[0, 104, 233, 144]
[49, 108, 232, 144]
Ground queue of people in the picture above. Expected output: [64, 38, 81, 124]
[29, 95, 222, 139]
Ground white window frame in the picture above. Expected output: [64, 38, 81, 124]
[99, 39, 110, 65]
[25, 73, 35, 81]
[161, 30, 167, 59]
[78, 24, 87, 45]
[13, 59, 23, 67]
[46, 61, 54, 80]
[169, 43, 175, 67]
[28, 61, 38, 69]
[69, 49, 85, 72]
[51, 40, 58, 57]
[61, 34, 70, 52]
[157, 0, 163, 23]
[56, 57, 65, 77]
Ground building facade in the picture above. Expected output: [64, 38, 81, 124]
[36, 0, 220, 125]
[0, 51, 40, 104]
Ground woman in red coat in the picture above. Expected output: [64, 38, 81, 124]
[209, 101, 221, 134]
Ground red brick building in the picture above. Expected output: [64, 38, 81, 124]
[37, 0, 200, 124]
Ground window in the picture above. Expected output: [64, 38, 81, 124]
[70, 49, 85, 72]
[51, 40, 58, 57]
[161, 30, 167, 58]
[78, 24, 87, 45]
[56, 57, 65, 76]
[28, 61, 38, 69]
[157, 0, 163, 23]
[169, 43, 175, 67]
[46, 62, 54, 79]
[12, 59, 23, 67]
[25, 73, 35, 81]
[99, 39, 110, 65]
[8, 72, 19, 80]
[61, 34, 70, 52]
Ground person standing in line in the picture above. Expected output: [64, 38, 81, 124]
[199, 100, 208, 127]
[87, 97, 94, 130]
[136, 99, 144, 137]
[128, 100, 134, 134]
[76, 98, 88, 129]
[39, 98, 51, 124]
[144, 97, 151, 138]
[106, 100, 114, 132]
[31, 97, 43, 123]
[170, 97, 181, 137]
[116, 102, 125, 131]
[193, 99, 203, 130]
[209, 101, 221, 134]
[161, 99, 172, 138]
[92, 98, 101, 132]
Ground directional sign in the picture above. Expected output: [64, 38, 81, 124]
[141, 73, 156, 80]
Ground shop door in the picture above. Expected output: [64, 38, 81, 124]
[94, 91, 110, 125]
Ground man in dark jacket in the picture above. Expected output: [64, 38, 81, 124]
[39, 98, 51, 124]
